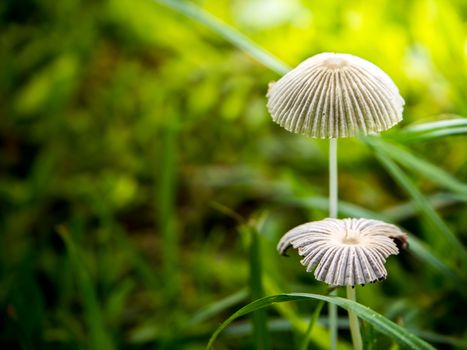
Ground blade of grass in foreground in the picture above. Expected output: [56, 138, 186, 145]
[370, 137, 467, 195]
[188, 289, 248, 327]
[221, 317, 467, 349]
[408, 237, 465, 285]
[209, 204, 270, 350]
[300, 301, 325, 350]
[405, 118, 467, 132]
[406, 127, 467, 141]
[408, 328, 467, 349]
[57, 225, 113, 350]
[240, 215, 270, 350]
[263, 276, 341, 350]
[382, 192, 466, 221]
[393, 117, 467, 142]
[206, 294, 435, 350]
[364, 138, 467, 267]
[157, 117, 180, 301]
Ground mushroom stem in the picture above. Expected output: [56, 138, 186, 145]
[329, 138, 338, 350]
[346, 285, 363, 350]
[329, 138, 338, 218]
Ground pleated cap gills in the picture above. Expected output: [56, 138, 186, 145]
[267, 53, 404, 138]
[277, 218, 407, 286]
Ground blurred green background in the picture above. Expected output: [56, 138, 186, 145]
[1, 0, 466, 349]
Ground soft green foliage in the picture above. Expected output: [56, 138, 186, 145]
[206, 294, 436, 350]
[1, 0, 466, 349]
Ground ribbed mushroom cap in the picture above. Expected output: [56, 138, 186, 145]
[267, 53, 404, 138]
[277, 218, 407, 286]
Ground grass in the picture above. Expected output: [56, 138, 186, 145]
[157, 113, 180, 301]
[206, 293, 436, 350]
[1, 0, 466, 349]
[364, 136, 467, 268]
[58, 225, 114, 350]
[155, 1, 466, 349]
[245, 218, 270, 350]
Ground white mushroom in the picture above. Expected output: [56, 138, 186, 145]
[278, 218, 407, 286]
[267, 53, 404, 138]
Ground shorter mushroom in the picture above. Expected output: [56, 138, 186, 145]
[278, 218, 407, 286]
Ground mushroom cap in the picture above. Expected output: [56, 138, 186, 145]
[277, 218, 407, 286]
[267, 53, 404, 138]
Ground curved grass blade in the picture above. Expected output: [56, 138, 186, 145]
[403, 126, 467, 142]
[408, 328, 467, 348]
[369, 137, 467, 195]
[300, 301, 325, 350]
[391, 117, 467, 142]
[263, 276, 339, 349]
[57, 225, 114, 350]
[242, 218, 270, 350]
[188, 289, 248, 327]
[154, 0, 290, 75]
[405, 117, 467, 132]
[363, 138, 467, 266]
[206, 293, 435, 350]
[158, 119, 180, 301]
[376, 151, 467, 263]
[382, 192, 466, 221]
[409, 237, 467, 290]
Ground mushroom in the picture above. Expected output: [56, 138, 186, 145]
[269, 53, 406, 350]
[267, 52, 404, 138]
[278, 218, 408, 286]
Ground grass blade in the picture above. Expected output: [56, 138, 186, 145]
[408, 126, 467, 141]
[206, 293, 435, 350]
[157, 118, 179, 301]
[188, 289, 248, 327]
[300, 301, 325, 350]
[408, 237, 463, 285]
[154, 0, 290, 75]
[369, 137, 467, 195]
[408, 328, 467, 348]
[57, 225, 113, 350]
[382, 192, 466, 221]
[263, 276, 339, 349]
[390, 117, 467, 142]
[241, 216, 270, 350]
[401, 117, 467, 140]
[364, 138, 467, 266]
[405, 118, 467, 132]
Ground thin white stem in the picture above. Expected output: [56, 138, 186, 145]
[346, 286, 363, 350]
[328, 138, 338, 350]
[329, 138, 338, 219]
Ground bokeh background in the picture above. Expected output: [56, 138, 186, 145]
[1, 0, 466, 349]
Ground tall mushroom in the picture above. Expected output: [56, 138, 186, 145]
[267, 52, 405, 350]
[267, 52, 404, 138]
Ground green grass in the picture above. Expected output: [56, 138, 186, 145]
[364, 136, 467, 268]
[1, 0, 466, 349]
[206, 294, 436, 350]
[58, 225, 114, 350]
